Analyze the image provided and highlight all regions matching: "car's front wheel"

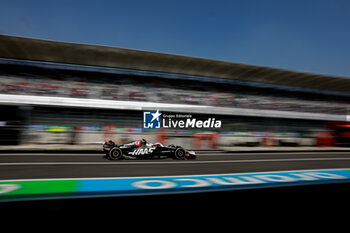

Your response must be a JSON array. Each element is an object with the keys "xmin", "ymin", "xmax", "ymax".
[
  {"xmin": 109, "ymin": 147, "xmax": 123, "ymax": 160},
  {"xmin": 174, "ymin": 148, "xmax": 186, "ymax": 160}
]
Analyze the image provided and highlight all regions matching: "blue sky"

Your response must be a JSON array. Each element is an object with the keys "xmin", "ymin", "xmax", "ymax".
[{"xmin": 0, "ymin": 0, "xmax": 349, "ymax": 77}]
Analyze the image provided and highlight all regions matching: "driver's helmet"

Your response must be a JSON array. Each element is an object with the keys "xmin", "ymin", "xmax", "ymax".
[{"xmin": 141, "ymin": 138, "xmax": 147, "ymax": 145}]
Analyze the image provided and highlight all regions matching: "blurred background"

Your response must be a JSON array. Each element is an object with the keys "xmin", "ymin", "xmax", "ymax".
[
  {"xmin": 2, "ymin": 1, "xmax": 350, "ymax": 214},
  {"xmin": 1, "ymin": 0, "xmax": 350, "ymax": 151},
  {"xmin": 0, "ymin": 34, "xmax": 349, "ymax": 150}
]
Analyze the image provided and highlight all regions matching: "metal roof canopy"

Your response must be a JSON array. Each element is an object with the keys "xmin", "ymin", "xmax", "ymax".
[{"xmin": 1, "ymin": 34, "xmax": 350, "ymax": 94}]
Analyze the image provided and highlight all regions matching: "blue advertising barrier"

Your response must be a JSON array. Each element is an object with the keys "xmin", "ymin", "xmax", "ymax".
[
  {"xmin": 1, "ymin": 169, "xmax": 350, "ymax": 201},
  {"xmin": 78, "ymin": 169, "xmax": 350, "ymax": 197}
]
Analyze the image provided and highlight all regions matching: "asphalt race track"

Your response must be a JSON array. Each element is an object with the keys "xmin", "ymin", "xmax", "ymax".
[{"xmin": 1, "ymin": 151, "xmax": 350, "ymax": 180}]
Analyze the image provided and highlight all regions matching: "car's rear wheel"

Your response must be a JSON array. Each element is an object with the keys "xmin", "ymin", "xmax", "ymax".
[
  {"xmin": 109, "ymin": 147, "xmax": 123, "ymax": 160},
  {"xmin": 174, "ymin": 148, "xmax": 186, "ymax": 160}
]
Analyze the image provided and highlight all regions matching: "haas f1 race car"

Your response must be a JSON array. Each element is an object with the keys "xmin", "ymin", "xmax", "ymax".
[{"xmin": 103, "ymin": 139, "xmax": 196, "ymax": 160}]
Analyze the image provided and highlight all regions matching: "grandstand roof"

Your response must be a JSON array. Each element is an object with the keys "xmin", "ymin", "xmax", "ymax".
[{"xmin": 1, "ymin": 34, "xmax": 350, "ymax": 94}]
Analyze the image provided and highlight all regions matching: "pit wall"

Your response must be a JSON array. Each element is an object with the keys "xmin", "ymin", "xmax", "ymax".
[{"xmin": 21, "ymin": 129, "xmax": 323, "ymax": 149}]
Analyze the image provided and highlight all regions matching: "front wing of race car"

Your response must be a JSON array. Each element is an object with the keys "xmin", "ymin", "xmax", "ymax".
[{"xmin": 184, "ymin": 150, "xmax": 196, "ymax": 159}]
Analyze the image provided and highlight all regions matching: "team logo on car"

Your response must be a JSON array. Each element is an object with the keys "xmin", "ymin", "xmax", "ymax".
[
  {"xmin": 128, "ymin": 148, "xmax": 155, "ymax": 156},
  {"xmin": 143, "ymin": 110, "xmax": 162, "ymax": 129}
]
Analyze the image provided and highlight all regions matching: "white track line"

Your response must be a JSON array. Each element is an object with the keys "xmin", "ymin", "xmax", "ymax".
[
  {"xmin": 1, "ymin": 157, "xmax": 350, "ymax": 166},
  {"xmin": 1, "ymin": 168, "xmax": 349, "ymax": 182}
]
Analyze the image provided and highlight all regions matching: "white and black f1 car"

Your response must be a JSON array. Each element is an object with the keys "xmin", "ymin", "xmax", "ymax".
[{"xmin": 103, "ymin": 139, "xmax": 196, "ymax": 160}]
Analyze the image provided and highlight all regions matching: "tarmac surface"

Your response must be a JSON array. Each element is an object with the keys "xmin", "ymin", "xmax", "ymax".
[{"xmin": 1, "ymin": 151, "xmax": 350, "ymax": 180}]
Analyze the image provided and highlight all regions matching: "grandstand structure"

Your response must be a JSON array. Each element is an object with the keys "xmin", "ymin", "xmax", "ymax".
[{"xmin": 0, "ymin": 34, "xmax": 349, "ymax": 145}]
